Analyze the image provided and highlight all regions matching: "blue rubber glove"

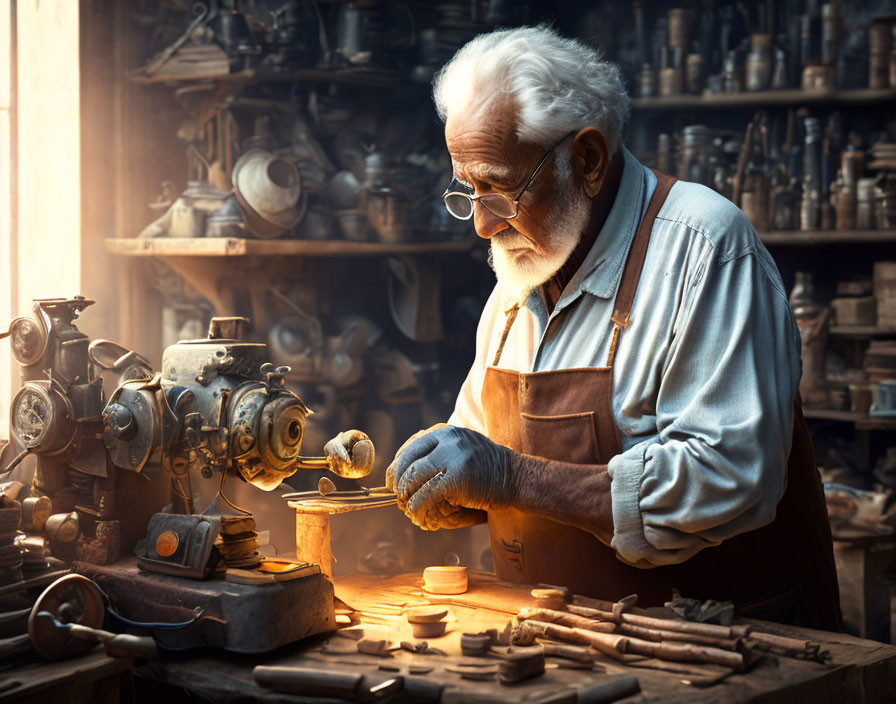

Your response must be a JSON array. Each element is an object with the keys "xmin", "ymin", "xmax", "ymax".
[{"xmin": 386, "ymin": 426, "xmax": 514, "ymax": 528}]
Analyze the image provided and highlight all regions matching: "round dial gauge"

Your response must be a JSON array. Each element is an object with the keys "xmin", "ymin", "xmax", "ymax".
[
  {"xmin": 7, "ymin": 317, "xmax": 47, "ymax": 366},
  {"xmin": 11, "ymin": 385, "xmax": 55, "ymax": 449}
]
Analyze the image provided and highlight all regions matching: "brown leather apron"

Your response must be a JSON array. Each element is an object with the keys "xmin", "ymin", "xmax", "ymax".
[{"xmin": 482, "ymin": 172, "xmax": 841, "ymax": 630}]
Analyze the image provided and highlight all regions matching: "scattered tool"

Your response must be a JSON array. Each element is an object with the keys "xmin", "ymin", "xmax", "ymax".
[
  {"xmin": 577, "ymin": 674, "xmax": 641, "ymax": 704},
  {"xmin": 399, "ymin": 640, "xmax": 446, "ymax": 656},
  {"xmin": 254, "ymin": 665, "xmax": 443, "ymax": 702},
  {"xmin": 27, "ymin": 574, "xmax": 156, "ymax": 660},
  {"xmin": 519, "ymin": 618, "xmax": 746, "ymax": 670}
]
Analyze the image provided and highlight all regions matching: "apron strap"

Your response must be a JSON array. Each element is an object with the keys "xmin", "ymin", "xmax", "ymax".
[
  {"xmin": 492, "ymin": 305, "xmax": 521, "ymax": 367},
  {"xmin": 491, "ymin": 170, "xmax": 678, "ymax": 369},
  {"xmin": 606, "ymin": 170, "xmax": 677, "ymax": 366}
]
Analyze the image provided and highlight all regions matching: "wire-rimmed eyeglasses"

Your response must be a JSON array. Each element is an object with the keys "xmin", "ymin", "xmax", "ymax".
[{"xmin": 441, "ymin": 131, "xmax": 576, "ymax": 221}]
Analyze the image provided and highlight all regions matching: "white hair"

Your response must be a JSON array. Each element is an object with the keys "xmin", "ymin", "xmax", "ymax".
[{"xmin": 433, "ymin": 25, "xmax": 630, "ymax": 154}]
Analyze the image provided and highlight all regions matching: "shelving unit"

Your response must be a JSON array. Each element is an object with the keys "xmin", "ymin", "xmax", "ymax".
[
  {"xmin": 830, "ymin": 325, "xmax": 896, "ymax": 339},
  {"xmin": 105, "ymin": 237, "xmax": 472, "ymax": 258},
  {"xmin": 632, "ymin": 88, "xmax": 896, "ymax": 111},
  {"xmin": 803, "ymin": 408, "xmax": 896, "ymax": 431},
  {"xmin": 128, "ymin": 66, "xmax": 404, "ymax": 89},
  {"xmin": 628, "ymin": 65, "xmax": 896, "ymax": 475},
  {"xmin": 759, "ymin": 230, "xmax": 896, "ymax": 246}
]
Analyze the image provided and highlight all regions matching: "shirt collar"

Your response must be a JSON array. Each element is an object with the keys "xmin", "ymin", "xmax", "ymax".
[{"xmin": 525, "ymin": 147, "xmax": 653, "ymax": 315}]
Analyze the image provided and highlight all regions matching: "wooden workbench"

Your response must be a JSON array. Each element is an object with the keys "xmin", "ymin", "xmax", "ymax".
[
  {"xmin": 0, "ymin": 649, "xmax": 134, "ymax": 703},
  {"xmin": 130, "ymin": 571, "xmax": 896, "ymax": 703}
]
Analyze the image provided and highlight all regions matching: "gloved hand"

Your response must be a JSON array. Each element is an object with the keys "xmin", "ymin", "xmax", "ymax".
[
  {"xmin": 324, "ymin": 429, "xmax": 375, "ymax": 478},
  {"xmin": 386, "ymin": 426, "xmax": 514, "ymax": 529}
]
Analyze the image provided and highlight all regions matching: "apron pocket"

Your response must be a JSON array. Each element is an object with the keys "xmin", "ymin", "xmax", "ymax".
[{"xmin": 519, "ymin": 411, "xmax": 600, "ymax": 464}]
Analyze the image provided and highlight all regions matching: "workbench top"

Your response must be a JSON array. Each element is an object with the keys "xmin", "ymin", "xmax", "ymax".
[{"xmin": 131, "ymin": 571, "xmax": 896, "ymax": 704}]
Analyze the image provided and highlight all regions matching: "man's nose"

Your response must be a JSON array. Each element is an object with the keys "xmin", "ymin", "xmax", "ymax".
[{"xmin": 473, "ymin": 202, "xmax": 506, "ymax": 239}]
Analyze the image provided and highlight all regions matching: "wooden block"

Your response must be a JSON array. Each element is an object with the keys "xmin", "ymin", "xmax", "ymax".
[
  {"xmin": 497, "ymin": 649, "xmax": 545, "ymax": 684},
  {"xmin": 461, "ymin": 633, "xmax": 492, "ymax": 656},
  {"xmin": 423, "ymin": 566, "xmax": 468, "ymax": 594}
]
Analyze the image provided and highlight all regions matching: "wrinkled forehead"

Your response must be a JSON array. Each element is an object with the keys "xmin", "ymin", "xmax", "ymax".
[{"xmin": 444, "ymin": 93, "xmax": 521, "ymax": 177}]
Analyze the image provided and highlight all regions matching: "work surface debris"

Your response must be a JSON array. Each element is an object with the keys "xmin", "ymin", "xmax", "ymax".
[{"xmin": 225, "ymin": 570, "xmax": 894, "ymax": 704}]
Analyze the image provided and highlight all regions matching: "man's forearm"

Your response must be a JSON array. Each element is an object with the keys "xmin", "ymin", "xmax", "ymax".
[{"xmin": 508, "ymin": 453, "xmax": 615, "ymax": 544}]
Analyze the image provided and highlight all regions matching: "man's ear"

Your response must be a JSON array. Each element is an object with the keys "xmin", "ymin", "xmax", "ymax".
[{"xmin": 570, "ymin": 128, "xmax": 609, "ymax": 198}]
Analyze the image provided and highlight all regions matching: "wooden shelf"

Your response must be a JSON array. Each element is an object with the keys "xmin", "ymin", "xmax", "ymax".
[
  {"xmin": 632, "ymin": 88, "xmax": 896, "ymax": 111},
  {"xmin": 128, "ymin": 66, "xmax": 403, "ymax": 88},
  {"xmin": 760, "ymin": 230, "xmax": 896, "ymax": 246},
  {"xmin": 803, "ymin": 408, "xmax": 896, "ymax": 429},
  {"xmin": 829, "ymin": 325, "xmax": 896, "ymax": 338},
  {"xmin": 105, "ymin": 237, "xmax": 473, "ymax": 258}
]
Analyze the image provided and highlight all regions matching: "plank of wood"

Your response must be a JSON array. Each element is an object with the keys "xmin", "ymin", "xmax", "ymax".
[
  {"xmin": 632, "ymin": 88, "xmax": 896, "ymax": 110},
  {"xmin": 105, "ymin": 237, "xmax": 473, "ymax": 258},
  {"xmin": 761, "ymin": 230, "xmax": 896, "ymax": 246}
]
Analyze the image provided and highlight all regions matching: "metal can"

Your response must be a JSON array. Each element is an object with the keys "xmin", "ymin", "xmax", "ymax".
[
  {"xmin": 686, "ymin": 54, "xmax": 705, "ymax": 94},
  {"xmin": 659, "ymin": 66, "xmax": 683, "ymax": 96},
  {"xmin": 800, "ymin": 189, "xmax": 820, "ymax": 231},
  {"xmin": 856, "ymin": 177, "xmax": 877, "ymax": 230},
  {"xmin": 840, "ymin": 150, "xmax": 865, "ymax": 189},
  {"xmin": 678, "ymin": 125, "xmax": 710, "ymax": 185},
  {"xmin": 722, "ymin": 50, "xmax": 743, "ymax": 93},
  {"xmin": 833, "ymin": 184, "xmax": 857, "ymax": 231},
  {"xmin": 636, "ymin": 64, "xmax": 657, "ymax": 98},
  {"xmin": 667, "ymin": 8, "xmax": 690, "ymax": 49},
  {"xmin": 746, "ymin": 34, "xmax": 773, "ymax": 91}
]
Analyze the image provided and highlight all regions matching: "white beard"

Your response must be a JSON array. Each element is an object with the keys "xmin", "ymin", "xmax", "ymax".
[{"xmin": 489, "ymin": 160, "xmax": 591, "ymax": 306}]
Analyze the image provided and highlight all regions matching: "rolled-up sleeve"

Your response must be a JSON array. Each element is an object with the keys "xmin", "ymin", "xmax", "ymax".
[{"xmin": 609, "ymin": 235, "xmax": 802, "ymax": 568}]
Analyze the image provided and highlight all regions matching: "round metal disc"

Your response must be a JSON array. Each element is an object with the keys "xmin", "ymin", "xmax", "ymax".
[
  {"xmin": 11, "ymin": 385, "xmax": 55, "ymax": 449},
  {"xmin": 8, "ymin": 317, "xmax": 47, "ymax": 366},
  {"xmin": 28, "ymin": 574, "xmax": 105, "ymax": 660}
]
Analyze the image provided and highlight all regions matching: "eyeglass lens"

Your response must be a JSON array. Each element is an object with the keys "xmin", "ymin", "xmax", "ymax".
[
  {"xmin": 444, "ymin": 193, "xmax": 517, "ymax": 220},
  {"xmin": 444, "ymin": 193, "xmax": 474, "ymax": 219}
]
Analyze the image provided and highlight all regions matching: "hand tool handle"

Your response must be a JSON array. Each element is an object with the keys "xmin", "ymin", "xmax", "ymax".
[
  {"xmin": 103, "ymin": 634, "xmax": 158, "ymax": 660},
  {"xmin": 67, "ymin": 622, "xmax": 157, "ymax": 659},
  {"xmin": 0, "ymin": 633, "xmax": 32, "ymax": 658},
  {"xmin": 254, "ymin": 665, "xmax": 401, "ymax": 699},
  {"xmin": 577, "ymin": 674, "xmax": 641, "ymax": 704}
]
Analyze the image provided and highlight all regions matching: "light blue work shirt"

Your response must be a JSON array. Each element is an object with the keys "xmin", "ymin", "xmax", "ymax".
[{"xmin": 449, "ymin": 146, "xmax": 801, "ymax": 568}]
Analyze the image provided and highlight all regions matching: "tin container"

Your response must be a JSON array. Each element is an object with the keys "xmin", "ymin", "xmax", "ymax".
[
  {"xmin": 856, "ymin": 178, "xmax": 877, "ymax": 230},
  {"xmin": 678, "ymin": 125, "xmax": 710, "ymax": 185},
  {"xmin": 722, "ymin": 51, "xmax": 743, "ymax": 92},
  {"xmin": 874, "ymin": 186, "xmax": 896, "ymax": 229},
  {"xmin": 874, "ymin": 261, "xmax": 896, "ymax": 328},
  {"xmin": 686, "ymin": 54, "xmax": 705, "ymax": 94},
  {"xmin": 869, "ymin": 20, "xmax": 893, "ymax": 55},
  {"xmin": 667, "ymin": 8, "xmax": 690, "ymax": 49},
  {"xmin": 800, "ymin": 189, "xmax": 820, "ymax": 231},
  {"xmin": 659, "ymin": 66, "xmax": 683, "ymax": 96},
  {"xmin": 746, "ymin": 34, "xmax": 773, "ymax": 91},
  {"xmin": 821, "ymin": 3, "xmax": 839, "ymax": 67},
  {"xmin": 833, "ymin": 184, "xmax": 857, "ymax": 230},
  {"xmin": 840, "ymin": 150, "xmax": 865, "ymax": 188},
  {"xmin": 636, "ymin": 64, "xmax": 657, "ymax": 98},
  {"xmin": 802, "ymin": 64, "xmax": 835, "ymax": 90}
]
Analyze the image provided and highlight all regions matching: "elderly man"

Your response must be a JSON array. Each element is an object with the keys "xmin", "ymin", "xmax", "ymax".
[{"xmin": 385, "ymin": 27, "xmax": 840, "ymax": 629}]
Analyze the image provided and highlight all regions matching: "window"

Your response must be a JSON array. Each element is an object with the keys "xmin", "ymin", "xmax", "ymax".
[{"xmin": 1, "ymin": 0, "xmax": 12, "ymax": 441}]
